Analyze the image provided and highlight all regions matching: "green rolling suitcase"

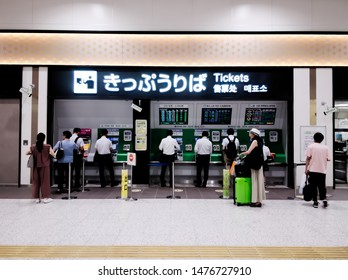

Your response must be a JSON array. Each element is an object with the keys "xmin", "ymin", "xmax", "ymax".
[{"xmin": 234, "ymin": 177, "xmax": 251, "ymax": 206}]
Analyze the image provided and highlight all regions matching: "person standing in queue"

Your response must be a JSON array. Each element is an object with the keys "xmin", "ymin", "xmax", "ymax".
[
  {"xmin": 27, "ymin": 133, "xmax": 55, "ymax": 203},
  {"xmin": 70, "ymin": 128, "xmax": 85, "ymax": 191},
  {"xmin": 222, "ymin": 128, "xmax": 240, "ymax": 198},
  {"xmin": 95, "ymin": 129, "xmax": 116, "ymax": 188},
  {"xmin": 240, "ymin": 128, "xmax": 266, "ymax": 207},
  {"xmin": 305, "ymin": 132, "xmax": 331, "ymax": 208},
  {"xmin": 222, "ymin": 128, "xmax": 240, "ymax": 169},
  {"xmin": 53, "ymin": 130, "xmax": 78, "ymax": 194},
  {"xmin": 159, "ymin": 129, "xmax": 180, "ymax": 187},
  {"xmin": 194, "ymin": 131, "xmax": 213, "ymax": 188}
]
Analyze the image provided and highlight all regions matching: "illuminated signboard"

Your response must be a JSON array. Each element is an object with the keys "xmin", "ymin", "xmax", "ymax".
[
  {"xmin": 73, "ymin": 70, "xmax": 268, "ymax": 95},
  {"xmin": 48, "ymin": 67, "xmax": 293, "ymax": 100},
  {"xmin": 73, "ymin": 71, "xmax": 97, "ymax": 94},
  {"xmin": 244, "ymin": 108, "xmax": 277, "ymax": 125},
  {"xmin": 159, "ymin": 108, "xmax": 189, "ymax": 125},
  {"xmin": 201, "ymin": 108, "xmax": 232, "ymax": 125}
]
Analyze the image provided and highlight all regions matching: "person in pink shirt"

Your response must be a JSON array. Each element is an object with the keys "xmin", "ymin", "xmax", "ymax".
[{"xmin": 305, "ymin": 132, "xmax": 331, "ymax": 208}]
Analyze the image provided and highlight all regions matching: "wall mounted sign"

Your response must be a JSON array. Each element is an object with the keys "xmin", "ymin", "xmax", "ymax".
[{"xmin": 49, "ymin": 67, "xmax": 293, "ymax": 100}]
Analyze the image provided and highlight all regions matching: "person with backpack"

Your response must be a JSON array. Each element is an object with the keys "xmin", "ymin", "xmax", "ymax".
[
  {"xmin": 222, "ymin": 128, "xmax": 240, "ymax": 169},
  {"xmin": 70, "ymin": 128, "xmax": 85, "ymax": 191}
]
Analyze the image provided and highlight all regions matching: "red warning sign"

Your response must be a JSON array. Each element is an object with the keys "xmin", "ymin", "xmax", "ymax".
[{"xmin": 127, "ymin": 152, "xmax": 136, "ymax": 166}]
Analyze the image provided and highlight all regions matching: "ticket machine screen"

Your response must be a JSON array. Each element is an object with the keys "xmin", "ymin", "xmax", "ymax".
[
  {"xmin": 107, "ymin": 137, "xmax": 119, "ymax": 152},
  {"xmin": 175, "ymin": 138, "xmax": 183, "ymax": 151}
]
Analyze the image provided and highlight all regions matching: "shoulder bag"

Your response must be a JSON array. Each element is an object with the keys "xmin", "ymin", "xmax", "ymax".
[
  {"xmin": 55, "ymin": 141, "xmax": 65, "ymax": 160},
  {"xmin": 244, "ymin": 147, "xmax": 264, "ymax": 170},
  {"xmin": 27, "ymin": 155, "xmax": 34, "ymax": 168},
  {"xmin": 302, "ymin": 176, "xmax": 312, "ymax": 201}
]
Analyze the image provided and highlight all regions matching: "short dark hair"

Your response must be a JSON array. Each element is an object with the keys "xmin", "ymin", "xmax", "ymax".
[
  {"xmin": 63, "ymin": 130, "xmax": 72, "ymax": 139},
  {"xmin": 101, "ymin": 129, "xmax": 108, "ymax": 136},
  {"xmin": 166, "ymin": 129, "xmax": 173, "ymax": 136},
  {"xmin": 313, "ymin": 132, "xmax": 324, "ymax": 143},
  {"xmin": 227, "ymin": 128, "xmax": 234, "ymax": 135},
  {"xmin": 73, "ymin": 128, "xmax": 81, "ymax": 133},
  {"xmin": 202, "ymin": 131, "xmax": 209, "ymax": 137}
]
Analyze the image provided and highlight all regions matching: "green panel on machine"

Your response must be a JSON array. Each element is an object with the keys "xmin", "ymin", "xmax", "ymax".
[
  {"xmin": 150, "ymin": 129, "xmax": 167, "ymax": 161},
  {"xmin": 183, "ymin": 129, "xmax": 195, "ymax": 161},
  {"xmin": 116, "ymin": 129, "xmax": 133, "ymax": 162}
]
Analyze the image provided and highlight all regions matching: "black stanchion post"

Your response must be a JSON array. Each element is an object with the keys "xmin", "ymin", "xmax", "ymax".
[
  {"xmin": 82, "ymin": 159, "xmax": 90, "ymax": 192},
  {"xmin": 167, "ymin": 161, "xmax": 180, "ymax": 199},
  {"xmin": 62, "ymin": 163, "xmax": 77, "ymax": 200}
]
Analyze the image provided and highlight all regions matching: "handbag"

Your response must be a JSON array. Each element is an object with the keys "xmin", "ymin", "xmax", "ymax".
[
  {"xmin": 55, "ymin": 141, "xmax": 65, "ymax": 160},
  {"xmin": 244, "ymin": 149, "xmax": 263, "ymax": 170},
  {"xmin": 302, "ymin": 177, "xmax": 312, "ymax": 202},
  {"xmin": 27, "ymin": 155, "xmax": 34, "ymax": 168}
]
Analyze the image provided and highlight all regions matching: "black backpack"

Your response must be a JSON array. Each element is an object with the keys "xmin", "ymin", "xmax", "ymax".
[
  {"xmin": 225, "ymin": 137, "xmax": 237, "ymax": 160},
  {"xmin": 73, "ymin": 137, "xmax": 83, "ymax": 161}
]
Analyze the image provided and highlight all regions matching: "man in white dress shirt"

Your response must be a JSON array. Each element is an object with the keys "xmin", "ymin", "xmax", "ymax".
[
  {"xmin": 158, "ymin": 129, "xmax": 180, "ymax": 187},
  {"xmin": 194, "ymin": 131, "xmax": 213, "ymax": 188},
  {"xmin": 95, "ymin": 129, "xmax": 116, "ymax": 188}
]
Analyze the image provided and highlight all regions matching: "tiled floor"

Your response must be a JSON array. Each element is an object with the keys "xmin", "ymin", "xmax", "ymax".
[
  {"xmin": 0, "ymin": 185, "xmax": 347, "ymax": 259},
  {"xmin": 1, "ymin": 184, "xmax": 347, "ymax": 200}
]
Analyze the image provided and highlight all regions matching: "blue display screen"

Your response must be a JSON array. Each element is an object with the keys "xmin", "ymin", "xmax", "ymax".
[{"xmin": 201, "ymin": 108, "xmax": 232, "ymax": 125}]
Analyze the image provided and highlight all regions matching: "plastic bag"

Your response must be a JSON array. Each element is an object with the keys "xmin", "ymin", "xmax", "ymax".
[{"xmin": 27, "ymin": 155, "xmax": 34, "ymax": 168}]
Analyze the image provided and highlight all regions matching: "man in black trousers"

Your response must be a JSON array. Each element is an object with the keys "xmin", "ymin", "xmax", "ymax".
[
  {"xmin": 158, "ymin": 129, "xmax": 180, "ymax": 187},
  {"xmin": 95, "ymin": 129, "xmax": 116, "ymax": 188},
  {"xmin": 194, "ymin": 131, "xmax": 212, "ymax": 188}
]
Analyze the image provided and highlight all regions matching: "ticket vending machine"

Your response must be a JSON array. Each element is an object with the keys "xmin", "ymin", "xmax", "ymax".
[
  {"xmin": 79, "ymin": 128, "xmax": 92, "ymax": 158},
  {"xmin": 210, "ymin": 130, "xmax": 222, "ymax": 162},
  {"xmin": 97, "ymin": 128, "xmax": 119, "ymax": 162},
  {"xmin": 172, "ymin": 129, "xmax": 183, "ymax": 161},
  {"xmin": 193, "ymin": 129, "xmax": 222, "ymax": 162}
]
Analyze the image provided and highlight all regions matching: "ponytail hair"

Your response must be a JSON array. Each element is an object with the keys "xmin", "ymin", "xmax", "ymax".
[{"xmin": 36, "ymin": 133, "xmax": 46, "ymax": 153}]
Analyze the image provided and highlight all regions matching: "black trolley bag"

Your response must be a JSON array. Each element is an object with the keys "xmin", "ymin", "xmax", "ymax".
[{"xmin": 234, "ymin": 157, "xmax": 252, "ymax": 206}]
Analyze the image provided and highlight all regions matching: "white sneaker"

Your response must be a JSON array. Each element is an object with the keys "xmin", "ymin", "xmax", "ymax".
[
  {"xmin": 43, "ymin": 198, "xmax": 53, "ymax": 204},
  {"xmin": 35, "ymin": 199, "xmax": 40, "ymax": 204}
]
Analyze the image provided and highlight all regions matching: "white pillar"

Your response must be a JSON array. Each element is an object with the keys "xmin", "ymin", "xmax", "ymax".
[
  {"xmin": 20, "ymin": 67, "xmax": 49, "ymax": 185},
  {"xmin": 20, "ymin": 67, "xmax": 33, "ymax": 185},
  {"xmin": 316, "ymin": 68, "xmax": 334, "ymax": 187},
  {"xmin": 38, "ymin": 67, "xmax": 48, "ymax": 134},
  {"xmin": 293, "ymin": 68, "xmax": 310, "ymax": 186}
]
